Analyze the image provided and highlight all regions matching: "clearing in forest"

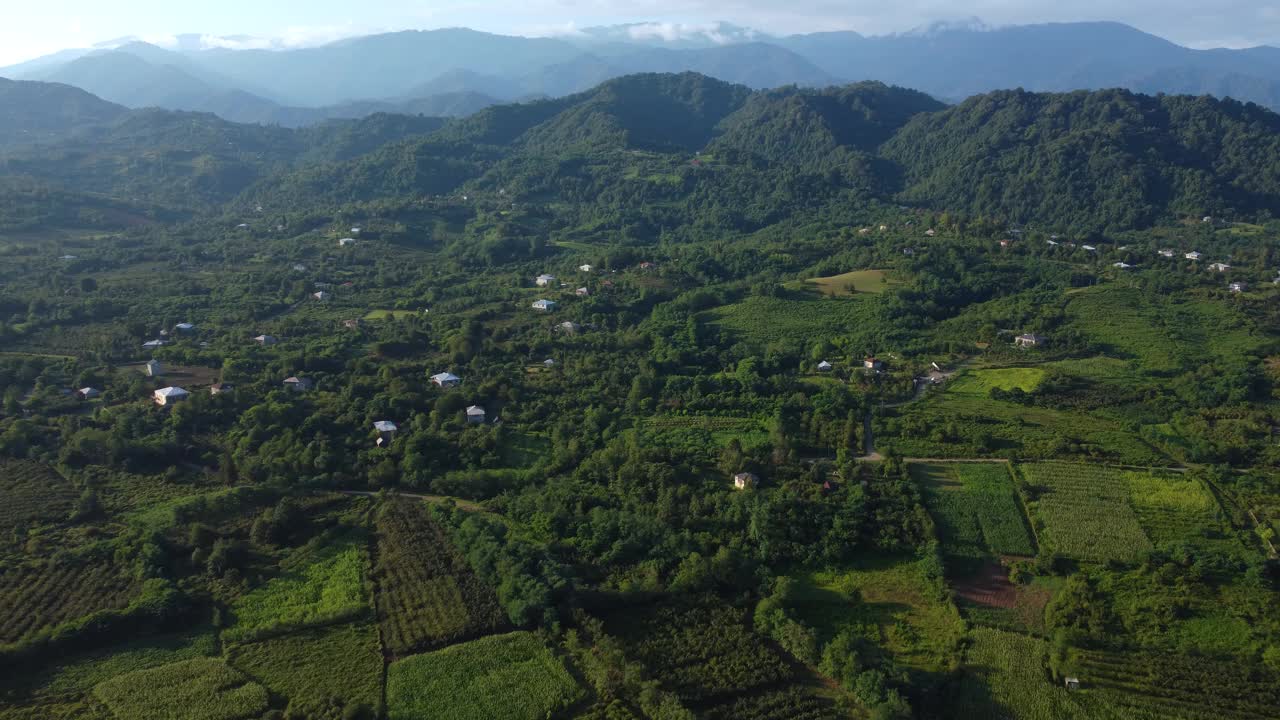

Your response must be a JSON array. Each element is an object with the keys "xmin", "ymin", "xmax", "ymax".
[{"xmin": 803, "ymin": 269, "xmax": 898, "ymax": 296}]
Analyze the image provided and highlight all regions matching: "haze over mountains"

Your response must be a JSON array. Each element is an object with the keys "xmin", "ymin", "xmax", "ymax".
[{"xmin": 2, "ymin": 20, "xmax": 1279, "ymax": 127}]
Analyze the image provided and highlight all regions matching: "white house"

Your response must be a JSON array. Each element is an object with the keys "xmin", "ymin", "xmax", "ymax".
[
  {"xmin": 210, "ymin": 382, "xmax": 234, "ymax": 396},
  {"xmin": 141, "ymin": 339, "xmax": 167, "ymax": 350},
  {"xmin": 1113, "ymin": 262, "xmax": 1133, "ymax": 269},
  {"xmin": 292, "ymin": 263, "xmax": 307, "ymax": 272},
  {"xmin": 1209, "ymin": 263, "xmax": 1232, "ymax": 273},
  {"xmin": 77, "ymin": 387, "xmax": 101, "ymax": 400},
  {"xmin": 1229, "ymin": 282, "xmax": 1248, "ymax": 294},
  {"xmin": 431, "ymin": 372, "xmax": 461, "ymax": 388},
  {"xmin": 560, "ymin": 321, "xmax": 582, "ymax": 335},
  {"xmin": 338, "ymin": 238, "xmax": 357, "ymax": 247},
  {"xmin": 532, "ymin": 299, "xmax": 557, "ymax": 312},
  {"xmin": 1015, "ymin": 333, "xmax": 1046, "ymax": 348},
  {"xmin": 313, "ymin": 291, "xmax": 331, "ymax": 301},
  {"xmin": 576, "ymin": 287, "xmax": 590, "ymax": 297},
  {"xmin": 374, "ymin": 420, "xmax": 398, "ymax": 446},
  {"xmin": 535, "ymin": 274, "xmax": 556, "ymax": 287},
  {"xmin": 350, "ymin": 227, "xmax": 362, "ymax": 234},
  {"xmin": 1185, "ymin": 251, "xmax": 1204, "ymax": 261},
  {"xmin": 925, "ymin": 229, "xmax": 936, "ymax": 237},
  {"xmin": 733, "ymin": 472, "xmax": 758, "ymax": 490},
  {"xmin": 255, "ymin": 334, "xmax": 278, "ymax": 346},
  {"xmin": 153, "ymin": 386, "xmax": 189, "ymax": 406},
  {"xmin": 145, "ymin": 359, "xmax": 164, "ymax": 377},
  {"xmin": 543, "ymin": 358, "xmax": 556, "ymax": 367},
  {"xmin": 817, "ymin": 361, "xmax": 834, "ymax": 372},
  {"xmin": 1158, "ymin": 249, "xmax": 1175, "ymax": 258},
  {"xmin": 465, "ymin": 406, "xmax": 486, "ymax": 425},
  {"xmin": 579, "ymin": 264, "xmax": 594, "ymax": 273},
  {"xmin": 283, "ymin": 376, "xmax": 313, "ymax": 392},
  {"xmin": 174, "ymin": 322, "xmax": 195, "ymax": 333},
  {"xmin": 1082, "ymin": 245, "xmax": 1098, "ymax": 252}
]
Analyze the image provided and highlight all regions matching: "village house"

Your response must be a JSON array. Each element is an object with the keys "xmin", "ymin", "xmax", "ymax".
[
  {"xmin": 145, "ymin": 359, "xmax": 164, "ymax": 377},
  {"xmin": 543, "ymin": 358, "xmax": 557, "ymax": 367},
  {"xmin": 925, "ymin": 229, "xmax": 936, "ymax": 237},
  {"xmin": 283, "ymin": 376, "xmax": 314, "ymax": 392},
  {"xmin": 153, "ymin": 386, "xmax": 189, "ymax": 406},
  {"xmin": 1113, "ymin": 262, "xmax": 1133, "ymax": 269},
  {"xmin": 1046, "ymin": 240, "xmax": 1059, "ymax": 246},
  {"xmin": 466, "ymin": 406, "xmax": 486, "ymax": 425},
  {"xmin": 77, "ymin": 387, "xmax": 101, "ymax": 400},
  {"xmin": 343, "ymin": 319, "xmax": 361, "ymax": 330},
  {"xmin": 1082, "ymin": 245, "xmax": 1097, "ymax": 252},
  {"xmin": 174, "ymin": 322, "xmax": 195, "ymax": 333},
  {"xmin": 817, "ymin": 361, "xmax": 833, "ymax": 372},
  {"xmin": 255, "ymin": 334, "xmax": 278, "ymax": 346},
  {"xmin": 431, "ymin": 372, "xmax": 461, "ymax": 388},
  {"xmin": 338, "ymin": 238, "xmax": 357, "ymax": 247},
  {"xmin": 576, "ymin": 287, "xmax": 590, "ymax": 297},
  {"xmin": 1209, "ymin": 263, "xmax": 1232, "ymax": 272},
  {"xmin": 1229, "ymin": 282, "xmax": 1248, "ymax": 294},
  {"xmin": 532, "ymin": 299, "xmax": 557, "ymax": 312},
  {"xmin": 1185, "ymin": 251, "xmax": 1204, "ymax": 261},
  {"xmin": 733, "ymin": 472, "xmax": 758, "ymax": 490},
  {"xmin": 639, "ymin": 262, "xmax": 657, "ymax": 271},
  {"xmin": 535, "ymin": 274, "xmax": 556, "ymax": 287},
  {"xmin": 1064, "ymin": 677, "xmax": 1081, "ymax": 691},
  {"xmin": 1015, "ymin": 333, "xmax": 1046, "ymax": 348},
  {"xmin": 560, "ymin": 321, "xmax": 582, "ymax": 335},
  {"xmin": 210, "ymin": 382, "xmax": 234, "ymax": 396},
  {"xmin": 864, "ymin": 357, "xmax": 884, "ymax": 371},
  {"xmin": 350, "ymin": 227, "xmax": 362, "ymax": 234},
  {"xmin": 1158, "ymin": 249, "xmax": 1175, "ymax": 258},
  {"xmin": 142, "ymin": 339, "xmax": 167, "ymax": 350},
  {"xmin": 902, "ymin": 248, "xmax": 915, "ymax": 256},
  {"xmin": 579, "ymin": 264, "xmax": 594, "ymax": 273},
  {"xmin": 999, "ymin": 240, "xmax": 1011, "ymax": 249},
  {"xmin": 878, "ymin": 225, "xmax": 888, "ymax": 231},
  {"xmin": 292, "ymin": 263, "xmax": 306, "ymax": 272},
  {"xmin": 374, "ymin": 420, "xmax": 398, "ymax": 446},
  {"xmin": 313, "ymin": 291, "xmax": 330, "ymax": 301}
]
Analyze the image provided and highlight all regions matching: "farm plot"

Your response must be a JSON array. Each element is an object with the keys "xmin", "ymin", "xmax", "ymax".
[
  {"xmin": 227, "ymin": 622, "xmax": 383, "ymax": 719},
  {"xmin": 957, "ymin": 628, "xmax": 1102, "ymax": 720},
  {"xmin": 385, "ymin": 631, "xmax": 582, "ymax": 720},
  {"xmin": 92, "ymin": 658, "xmax": 270, "ymax": 720},
  {"xmin": 1018, "ymin": 464, "xmax": 1153, "ymax": 563},
  {"xmin": 643, "ymin": 415, "xmax": 770, "ymax": 448},
  {"xmin": 802, "ymin": 269, "xmax": 898, "ymax": 296},
  {"xmin": 1123, "ymin": 472, "xmax": 1224, "ymax": 547},
  {"xmin": 0, "ymin": 460, "xmax": 77, "ymax": 537},
  {"xmin": 1073, "ymin": 648, "xmax": 1280, "ymax": 720},
  {"xmin": 223, "ymin": 536, "xmax": 368, "ymax": 644},
  {"xmin": 701, "ymin": 295, "xmax": 880, "ymax": 350},
  {"xmin": 374, "ymin": 500, "xmax": 506, "ymax": 656},
  {"xmin": 912, "ymin": 463, "xmax": 1036, "ymax": 558},
  {"xmin": 608, "ymin": 603, "xmax": 793, "ymax": 705},
  {"xmin": 947, "ymin": 368, "xmax": 1046, "ymax": 396},
  {"xmin": 0, "ymin": 560, "xmax": 137, "ymax": 644}
]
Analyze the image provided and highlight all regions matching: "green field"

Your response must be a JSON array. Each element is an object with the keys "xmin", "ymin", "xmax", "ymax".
[
  {"xmin": 92, "ymin": 658, "xmax": 270, "ymax": 720},
  {"xmin": 362, "ymin": 309, "xmax": 420, "ymax": 320},
  {"xmin": 948, "ymin": 367, "xmax": 1047, "ymax": 396},
  {"xmin": 228, "ymin": 622, "xmax": 383, "ymax": 718},
  {"xmin": 958, "ymin": 628, "xmax": 1104, "ymax": 719},
  {"xmin": 912, "ymin": 463, "xmax": 1037, "ymax": 557},
  {"xmin": 802, "ymin": 269, "xmax": 898, "ymax": 296},
  {"xmin": 224, "ymin": 537, "xmax": 369, "ymax": 644},
  {"xmin": 1019, "ymin": 464, "xmax": 1153, "ymax": 562},
  {"xmin": 789, "ymin": 558, "xmax": 964, "ymax": 673},
  {"xmin": 703, "ymin": 295, "xmax": 880, "ymax": 348},
  {"xmin": 386, "ymin": 632, "xmax": 582, "ymax": 720}
]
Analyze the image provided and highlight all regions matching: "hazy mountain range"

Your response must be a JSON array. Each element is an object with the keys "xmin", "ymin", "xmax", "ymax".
[{"xmin": 2, "ymin": 21, "xmax": 1279, "ymax": 127}]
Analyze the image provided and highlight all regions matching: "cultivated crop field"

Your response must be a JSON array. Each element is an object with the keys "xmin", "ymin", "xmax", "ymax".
[
  {"xmin": 0, "ymin": 460, "xmax": 77, "ymax": 537},
  {"xmin": 947, "ymin": 368, "xmax": 1046, "ymax": 396},
  {"xmin": 223, "ymin": 536, "xmax": 369, "ymax": 644},
  {"xmin": 610, "ymin": 603, "xmax": 793, "ymax": 704},
  {"xmin": 227, "ymin": 622, "xmax": 383, "ymax": 718},
  {"xmin": 912, "ymin": 463, "xmax": 1036, "ymax": 558},
  {"xmin": 1124, "ymin": 472, "xmax": 1224, "ymax": 546},
  {"xmin": 1018, "ymin": 463, "xmax": 1154, "ymax": 562},
  {"xmin": 958, "ymin": 628, "xmax": 1096, "ymax": 720},
  {"xmin": 385, "ymin": 631, "xmax": 582, "ymax": 720},
  {"xmin": 1073, "ymin": 647, "xmax": 1280, "ymax": 719},
  {"xmin": 92, "ymin": 658, "xmax": 270, "ymax": 720},
  {"xmin": 702, "ymin": 295, "xmax": 880, "ymax": 349},
  {"xmin": 0, "ymin": 561, "xmax": 137, "ymax": 644},
  {"xmin": 373, "ymin": 501, "xmax": 506, "ymax": 656}
]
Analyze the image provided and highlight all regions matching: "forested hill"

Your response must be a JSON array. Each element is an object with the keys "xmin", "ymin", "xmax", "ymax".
[
  {"xmin": 882, "ymin": 89, "xmax": 1280, "ymax": 231},
  {"xmin": 0, "ymin": 77, "xmax": 127, "ymax": 147},
  {"xmin": 5, "ymin": 72, "xmax": 1280, "ymax": 233}
]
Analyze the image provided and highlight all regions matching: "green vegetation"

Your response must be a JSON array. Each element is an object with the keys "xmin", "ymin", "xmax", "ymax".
[
  {"xmin": 913, "ymin": 463, "xmax": 1037, "ymax": 557},
  {"xmin": 92, "ymin": 658, "xmax": 270, "ymax": 720},
  {"xmin": 802, "ymin": 269, "xmax": 897, "ymax": 297},
  {"xmin": 385, "ymin": 632, "xmax": 582, "ymax": 720},
  {"xmin": 1019, "ymin": 463, "xmax": 1154, "ymax": 563},
  {"xmin": 227, "ymin": 622, "xmax": 383, "ymax": 719},
  {"xmin": 223, "ymin": 536, "xmax": 369, "ymax": 644},
  {"xmin": 948, "ymin": 368, "xmax": 1046, "ymax": 396}
]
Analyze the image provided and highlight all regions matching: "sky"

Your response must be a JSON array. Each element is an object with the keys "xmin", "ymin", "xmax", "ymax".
[{"xmin": 2, "ymin": 0, "xmax": 1278, "ymax": 66}]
